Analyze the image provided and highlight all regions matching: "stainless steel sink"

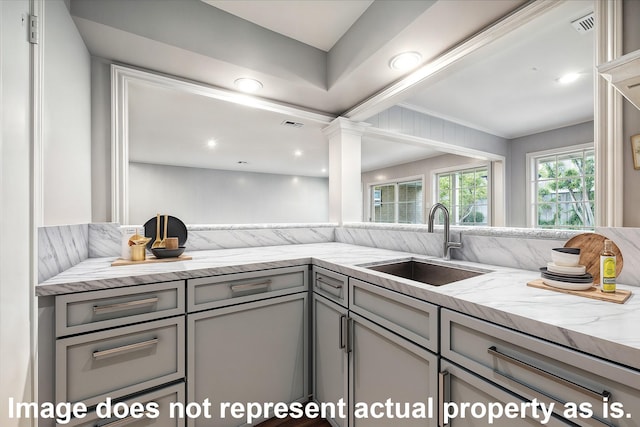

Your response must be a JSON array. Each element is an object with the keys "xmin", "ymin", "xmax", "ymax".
[{"xmin": 366, "ymin": 259, "xmax": 487, "ymax": 286}]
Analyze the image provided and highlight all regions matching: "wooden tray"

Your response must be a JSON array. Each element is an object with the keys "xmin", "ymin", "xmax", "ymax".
[
  {"xmin": 527, "ymin": 279, "xmax": 631, "ymax": 304},
  {"xmin": 564, "ymin": 233, "xmax": 623, "ymax": 284},
  {"xmin": 111, "ymin": 254, "xmax": 192, "ymax": 267}
]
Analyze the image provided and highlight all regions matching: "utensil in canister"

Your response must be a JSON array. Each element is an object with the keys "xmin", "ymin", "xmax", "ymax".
[
  {"xmin": 159, "ymin": 214, "xmax": 168, "ymax": 248},
  {"xmin": 151, "ymin": 213, "xmax": 163, "ymax": 248}
]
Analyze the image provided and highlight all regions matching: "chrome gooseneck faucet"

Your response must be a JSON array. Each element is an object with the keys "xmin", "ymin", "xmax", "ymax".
[{"xmin": 427, "ymin": 203, "xmax": 462, "ymax": 260}]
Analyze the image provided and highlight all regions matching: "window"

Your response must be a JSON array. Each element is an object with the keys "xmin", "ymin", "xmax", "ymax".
[
  {"xmin": 435, "ymin": 166, "xmax": 489, "ymax": 226},
  {"xmin": 528, "ymin": 145, "xmax": 595, "ymax": 230},
  {"xmin": 371, "ymin": 179, "xmax": 423, "ymax": 224}
]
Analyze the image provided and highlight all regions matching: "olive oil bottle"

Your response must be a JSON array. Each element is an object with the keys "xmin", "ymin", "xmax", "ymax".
[{"xmin": 600, "ymin": 239, "xmax": 616, "ymax": 293}]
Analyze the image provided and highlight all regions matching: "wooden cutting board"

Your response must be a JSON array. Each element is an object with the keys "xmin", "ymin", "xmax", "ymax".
[
  {"xmin": 564, "ymin": 233, "xmax": 623, "ymax": 284},
  {"xmin": 111, "ymin": 254, "xmax": 192, "ymax": 266},
  {"xmin": 527, "ymin": 279, "xmax": 631, "ymax": 304}
]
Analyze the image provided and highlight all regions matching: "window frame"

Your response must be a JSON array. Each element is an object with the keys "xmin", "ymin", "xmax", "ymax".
[
  {"xmin": 432, "ymin": 162, "xmax": 492, "ymax": 227},
  {"xmin": 368, "ymin": 175, "xmax": 425, "ymax": 224},
  {"xmin": 525, "ymin": 142, "xmax": 595, "ymax": 229}
]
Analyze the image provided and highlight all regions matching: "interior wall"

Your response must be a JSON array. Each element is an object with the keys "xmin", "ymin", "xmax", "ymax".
[
  {"xmin": 43, "ymin": 0, "xmax": 92, "ymax": 225},
  {"xmin": 361, "ymin": 153, "xmax": 478, "ymax": 223},
  {"xmin": 622, "ymin": 0, "xmax": 640, "ymax": 227},
  {"xmin": 507, "ymin": 121, "xmax": 594, "ymax": 227},
  {"xmin": 128, "ymin": 162, "xmax": 329, "ymax": 225},
  {"xmin": 1, "ymin": 0, "xmax": 34, "ymax": 424}
]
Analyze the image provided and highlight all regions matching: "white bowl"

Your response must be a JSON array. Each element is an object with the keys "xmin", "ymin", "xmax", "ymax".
[
  {"xmin": 551, "ymin": 248, "xmax": 581, "ymax": 267},
  {"xmin": 547, "ymin": 262, "xmax": 587, "ymax": 276}
]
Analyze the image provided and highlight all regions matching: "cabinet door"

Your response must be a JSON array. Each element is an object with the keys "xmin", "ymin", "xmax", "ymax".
[
  {"xmin": 349, "ymin": 313, "xmax": 438, "ymax": 427},
  {"xmin": 188, "ymin": 293, "xmax": 308, "ymax": 427},
  {"xmin": 439, "ymin": 360, "xmax": 573, "ymax": 427},
  {"xmin": 312, "ymin": 294, "xmax": 349, "ymax": 427}
]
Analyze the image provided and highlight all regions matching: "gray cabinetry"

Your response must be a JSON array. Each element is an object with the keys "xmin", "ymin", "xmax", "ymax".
[
  {"xmin": 312, "ymin": 266, "xmax": 439, "ymax": 427},
  {"xmin": 439, "ymin": 360, "xmax": 571, "ymax": 427},
  {"xmin": 312, "ymin": 293, "xmax": 348, "ymax": 427},
  {"xmin": 349, "ymin": 312, "xmax": 438, "ymax": 427},
  {"xmin": 187, "ymin": 268, "xmax": 309, "ymax": 427},
  {"xmin": 48, "ymin": 280, "xmax": 187, "ymax": 427},
  {"xmin": 441, "ymin": 308, "xmax": 640, "ymax": 427},
  {"xmin": 63, "ymin": 383, "xmax": 185, "ymax": 427}
]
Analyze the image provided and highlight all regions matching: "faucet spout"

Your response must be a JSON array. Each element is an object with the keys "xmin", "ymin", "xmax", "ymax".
[{"xmin": 427, "ymin": 203, "xmax": 462, "ymax": 260}]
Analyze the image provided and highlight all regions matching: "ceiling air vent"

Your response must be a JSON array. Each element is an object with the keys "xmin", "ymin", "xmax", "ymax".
[
  {"xmin": 571, "ymin": 12, "xmax": 594, "ymax": 34},
  {"xmin": 281, "ymin": 120, "xmax": 304, "ymax": 128}
]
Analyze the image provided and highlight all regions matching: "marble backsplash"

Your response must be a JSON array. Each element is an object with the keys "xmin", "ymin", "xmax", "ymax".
[
  {"xmin": 39, "ymin": 222, "xmax": 640, "ymax": 287},
  {"xmin": 38, "ymin": 224, "xmax": 89, "ymax": 283}
]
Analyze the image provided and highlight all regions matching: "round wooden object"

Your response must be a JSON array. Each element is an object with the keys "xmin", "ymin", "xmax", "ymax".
[{"xmin": 564, "ymin": 233, "xmax": 623, "ymax": 284}]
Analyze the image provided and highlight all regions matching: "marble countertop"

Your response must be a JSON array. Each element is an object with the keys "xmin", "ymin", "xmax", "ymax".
[{"xmin": 37, "ymin": 242, "xmax": 640, "ymax": 371}]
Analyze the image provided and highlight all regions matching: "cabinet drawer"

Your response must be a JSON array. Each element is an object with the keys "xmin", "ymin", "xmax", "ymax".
[
  {"xmin": 442, "ymin": 309, "xmax": 640, "ymax": 427},
  {"xmin": 439, "ymin": 360, "xmax": 573, "ymax": 426},
  {"xmin": 349, "ymin": 278, "xmax": 438, "ymax": 352},
  {"xmin": 56, "ymin": 316, "xmax": 185, "ymax": 408},
  {"xmin": 312, "ymin": 266, "xmax": 348, "ymax": 306},
  {"xmin": 62, "ymin": 383, "xmax": 185, "ymax": 427},
  {"xmin": 56, "ymin": 281, "xmax": 184, "ymax": 337},
  {"xmin": 187, "ymin": 265, "xmax": 308, "ymax": 312}
]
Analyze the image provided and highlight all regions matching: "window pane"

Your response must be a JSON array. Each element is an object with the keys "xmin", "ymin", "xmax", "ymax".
[
  {"xmin": 436, "ymin": 167, "xmax": 490, "ymax": 227},
  {"xmin": 531, "ymin": 147, "xmax": 595, "ymax": 230}
]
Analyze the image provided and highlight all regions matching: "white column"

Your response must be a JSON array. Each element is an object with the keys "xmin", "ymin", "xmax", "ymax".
[{"xmin": 322, "ymin": 117, "xmax": 370, "ymax": 224}]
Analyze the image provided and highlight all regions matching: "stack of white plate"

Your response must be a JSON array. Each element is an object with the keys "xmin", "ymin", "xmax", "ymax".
[{"xmin": 540, "ymin": 248, "xmax": 593, "ymax": 290}]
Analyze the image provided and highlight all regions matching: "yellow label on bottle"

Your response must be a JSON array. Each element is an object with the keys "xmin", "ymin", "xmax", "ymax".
[{"xmin": 601, "ymin": 256, "xmax": 616, "ymax": 292}]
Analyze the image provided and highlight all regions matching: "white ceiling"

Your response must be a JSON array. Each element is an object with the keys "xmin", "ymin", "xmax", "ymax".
[
  {"xmin": 71, "ymin": 0, "xmax": 594, "ymax": 177},
  {"xmin": 202, "ymin": 0, "xmax": 374, "ymax": 51},
  {"xmin": 402, "ymin": 0, "xmax": 594, "ymax": 139}
]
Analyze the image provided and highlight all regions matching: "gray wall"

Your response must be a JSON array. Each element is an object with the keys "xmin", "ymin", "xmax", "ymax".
[
  {"xmin": 43, "ymin": 0, "xmax": 92, "ymax": 225},
  {"xmin": 361, "ymin": 153, "xmax": 479, "ymax": 222},
  {"xmin": 128, "ymin": 162, "xmax": 329, "ymax": 224},
  {"xmin": 508, "ymin": 121, "xmax": 594, "ymax": 227},
  {"xmin": 622, "ymin": 0, "xmax": 640, "ymax": 227}
]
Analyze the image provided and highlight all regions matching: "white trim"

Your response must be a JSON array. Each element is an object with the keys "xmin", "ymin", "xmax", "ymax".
[
  {"xmin": 525, "ymin": 142, "xmax": 595, "ymax": 228},
  {"xmin": 594, "ymin": 0, "xmax": 623, "ymax": 227},
  {"xmin": 111, "ymin": 65, "xmax": 335, "ymax": 224},
  {"xmin": 364, "ymin": 126, "xmax": 506, "ymax": 162},
  {"xmin": 344, "ymin": 0, "xmax": 563, "ymax": 122},
  {"xmin": 30, "ymin": 0, "xmax": 43, "ymax": 423}
]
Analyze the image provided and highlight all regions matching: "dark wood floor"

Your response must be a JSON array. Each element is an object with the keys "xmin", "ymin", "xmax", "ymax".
[{"xmin": 256, "ymin": 415, "xmax": 331, "ymax": 427}]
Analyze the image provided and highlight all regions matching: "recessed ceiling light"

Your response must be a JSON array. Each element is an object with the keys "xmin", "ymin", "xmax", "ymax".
[
  {"xmin": 389, "ymin": 51, "xmax": 422, "ymax": 71},
  {"xmin": 207, "ymin": 139, "xmax": 217, "ymax": 148},
  {"xmin": 321, "ymin": 168, "xmax": 327, "ymax": 173},
  {"xmin": 234, "ymin": 78, "xmax": 263, "ymax": 93},
  {"xmin": 558, "ymin": 72, "xmax": 581, "ymax": 84},
  {"xmin": 294, "ymin": 150, "xmax": 303, "ymax": 157}
]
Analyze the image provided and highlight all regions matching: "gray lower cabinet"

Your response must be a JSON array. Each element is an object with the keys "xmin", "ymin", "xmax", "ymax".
[
  {"xmin": 187, "ymin": 292, "xmax": 309, "ymax": 427},
  {"xmin": 62, "ymin": 383, "xmax": 185, "ymax": 427},
  {"xmin": 439, "ymin": 360, "xmax": 572, "ymax": 427},
  {"xmin": 441, "ymin": 308, "xmax": 640, "ymax": 427},
  {"xmin": 312, "ymin": 293, "xmax": 349, "ymax": 427},
  {"xmin": 312, "ymin": 267, "xmax": 439, "ymax": 427},
  {"xmin": 349, "ymin": 312, "xmax": 438, "ymax": 427}
]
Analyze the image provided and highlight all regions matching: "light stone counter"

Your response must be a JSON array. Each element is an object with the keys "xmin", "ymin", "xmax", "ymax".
[{"xmin": 37, "ymin": 242, "xmax": 640, "ymax": 371}]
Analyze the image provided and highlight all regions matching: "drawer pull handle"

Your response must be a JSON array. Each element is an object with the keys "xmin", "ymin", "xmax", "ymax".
[
  {"xmin": 230, "ymin": 280, "xmax": 271, "ymax": 294},
  {"xmin": 98, "ymin": 413, "xmax": 151, "ymax": 427},
  {"xmin": 438, "ymin": 371, "xmax": 450, "ymax": 427},
  {"xmin": 317, "ymin": 277, "xmax": 343, "ymax": 289},
  {"xmin": 93, "ymin": 338, "xmax": 159, "ymax": 360},
  {"xmin": 488, "ymin": 346, "xmax": 611, "ymax": 401},
  {"xmin": 93, "ymin": 296, "xmax": 159, "ymax": 314},
  {"xmin": 339, "ymin": 315, "xmax": 347, "ymax": 350}
]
